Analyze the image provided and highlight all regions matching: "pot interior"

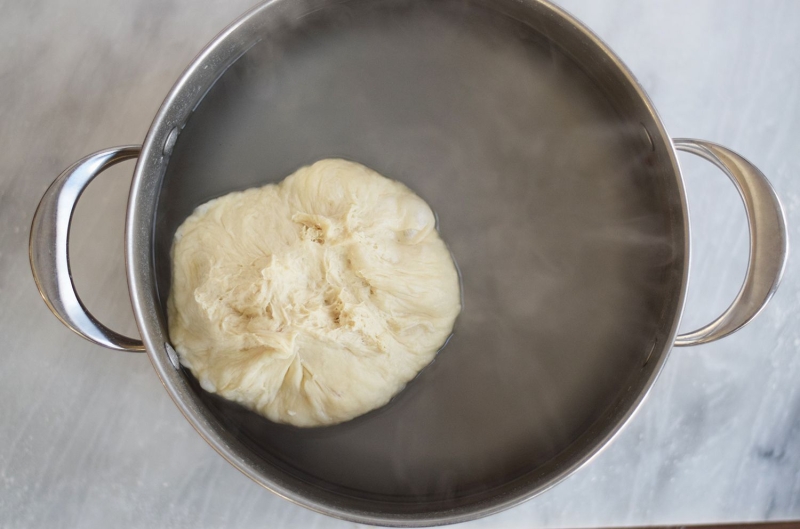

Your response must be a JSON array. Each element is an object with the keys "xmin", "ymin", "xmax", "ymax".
[{"xmin": 151, "ymin": 0, "xmax": 684, "ymax": 519}]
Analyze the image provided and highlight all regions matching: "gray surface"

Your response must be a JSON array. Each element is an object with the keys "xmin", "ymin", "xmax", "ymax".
[{"xmin": 1, "ymin": 0, "xmax": 798, "ymax": 528}]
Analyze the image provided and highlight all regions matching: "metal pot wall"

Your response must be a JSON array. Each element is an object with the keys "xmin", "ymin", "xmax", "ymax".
[{"xmin": 30, "ymin": 0, "xmax": 788, "ymax": 526}]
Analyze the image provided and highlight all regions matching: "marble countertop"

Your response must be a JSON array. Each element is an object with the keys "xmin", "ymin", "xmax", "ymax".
[{"xmin": 2, "ymin": 0, "xmax": 799, "ymax": 527}]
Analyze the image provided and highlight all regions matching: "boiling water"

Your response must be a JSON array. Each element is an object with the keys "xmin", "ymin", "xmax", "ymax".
[{"xmin": 155, "ymin": 0, "xmax": 679, "ymax": 506}]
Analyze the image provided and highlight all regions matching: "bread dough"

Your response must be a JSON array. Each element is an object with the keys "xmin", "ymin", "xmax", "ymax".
[{"xmin": 168, "ymin": 159, "xmax": 461, "ymax": 427}]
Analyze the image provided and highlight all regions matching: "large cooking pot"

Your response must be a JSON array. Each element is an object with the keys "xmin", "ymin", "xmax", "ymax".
[{"xmin": 29, "ymin": 0, "xmax": 788, "ymax": 525}]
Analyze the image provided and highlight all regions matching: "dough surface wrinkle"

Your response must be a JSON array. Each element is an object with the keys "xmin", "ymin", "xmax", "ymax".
[{"xmin": 168, "ymin": 159, "xmax": 461, "ymax": 427}]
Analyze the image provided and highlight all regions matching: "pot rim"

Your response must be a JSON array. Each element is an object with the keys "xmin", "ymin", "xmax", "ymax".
[{"xmin": 124, "ymin": 0, "xmax": 689, "ymax": 525}]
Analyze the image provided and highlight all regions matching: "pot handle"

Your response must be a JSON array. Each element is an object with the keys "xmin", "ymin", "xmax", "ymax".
[
  {"xmin": 673, "ymin": 139, "xmax": 788, "ymax": 347},
  {"xmin": 29, "ymin": 146, "xmax": 146, "ymax": 352}
]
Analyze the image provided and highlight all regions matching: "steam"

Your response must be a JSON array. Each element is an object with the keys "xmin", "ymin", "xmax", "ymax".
[{"xmin": 168, "ymin": 0, "xmax": 682, "ymax": 505}]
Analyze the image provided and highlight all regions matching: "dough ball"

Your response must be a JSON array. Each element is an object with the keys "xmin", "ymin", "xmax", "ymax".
[{"xmin": 168, "ymin": 159, "xmax": 461, "ymax": 427}]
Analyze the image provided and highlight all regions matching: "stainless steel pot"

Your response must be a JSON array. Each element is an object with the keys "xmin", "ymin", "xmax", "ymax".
[{"xmin": 29, "ymin": 0, "xmax": 788, "ymax": 526}]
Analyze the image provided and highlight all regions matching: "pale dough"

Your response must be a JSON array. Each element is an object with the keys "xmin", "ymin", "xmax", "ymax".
[{"xmin": 168, "ymin": 159, "xmax": 461, "ymax": 427}]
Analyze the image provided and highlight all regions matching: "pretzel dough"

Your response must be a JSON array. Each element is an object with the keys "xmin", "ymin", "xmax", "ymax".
[{"xmin": 168, "ymin": 159, "xmax": 461, "ymax": 427}]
